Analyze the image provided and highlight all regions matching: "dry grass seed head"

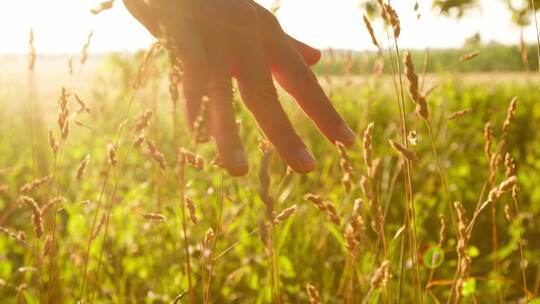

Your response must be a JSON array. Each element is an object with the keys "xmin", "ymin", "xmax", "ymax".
[
  {"xmin": 181, "ymin": 148, "xmax": 204, "ymax": 170},
  {"xmin": 502, "ymin": 96, "xmax": 518, "ymax": 135},
  {"xmin": 185, "ymin": 196, "xmax": 198, "ymax": 224},
  {"xmin": 459, "ymin": 50, "xmax": 479, "ymax": 61},
  {"xmin": 303, "ymin": 193, "xmax": 326, "ymax": 211},
  {"xmin": 512, "ymin": 184, "xmax": 520, "ymax": 201},
  {"xmin": 323, "ymin": 202, "xmax": 340, "ymax": 225},
  {"xmin": 519, "ymin": 32, "xmax": 530, "ymax": 68},
  {"xmin": 448, "ymin": 108, "xmax": 473, "ymax": 120},
  {"xmin": 363, "ymin": 15, "xmax": 379, "ymax": 48},
  {"xmin": 336, "ymin": 141, "xmax": 353, "ymax": 193},
  {"xmin": 403, "ymin": 51, "xmax": 429, "ymax": 120},
  {"xmin": 504, "ymin": 153, "xmax": 516, "ymax": 177},
  {"xmin": 74, "ymin": 93, "xmax": 91, "ymax": 114},
  {"xmin": 484, "ymin": 122, "xmax": 493, "ymax": 160},
  {"xmin": 259, "ymin": 138, "xmax": 274, "ymax": 153},
  {"xmin": 386, "ymin": 4, "xmax": 401, "ymax": 38},
  {"xmin": 389, "ymin": 139, "xmax": 419, "ymax": 163},
  {"xmin": 133, "ymin": 133, "xmax": 145, "ymax": 148},
  {"xmin": 353, "ymin": 199, "xmax": 363, "ymax": 217},
  {"xmin": 371, "ymin": 260, "xmax": 390, "ymax": 289},
  {"xmin": 135, "ymin": 109, "xmax": 153, "ymax": 134},
  {"xmin": 68, "ymin": 57, "xmax": 73, "ymax": 75},
  {"xmin": 76, "ymin": 155, "xmax": 91, "ymax": 180},
  {"xmin": 504, "ymin": 204, "xmax": 514, "ymax": 222},
  {"xmin": 141, "ymin": 213, "xmax": 166, "ymax": 221},
  {"xmin": 91, "ymin": 213, "xmax": 108, "ymax": 240},
  {"xmin": 57, "ymin": 88, "xmax": 71, "ymax": 140},
  {"xmin": 48, "ymin": 130, "xmax": 59, "ymax": 155},
  {"xmin": 204, "ymin": 228, "xmax": 215, "ymax": 247},
  {"xmin": 438, "ymin": 214, "xmax": 447, "ymax": 247},
  {"xmin": 107, "ymin": 143, "xmax": 117, "ymax": 166},
  {"xmin": 306, "ymin": 284, "xmax": 321, "ymax": 304},
  {"xmin": 272, "ymin": 205, "xmax": 298, "ymax": 225},
  {"xmin": 0, "ymin": 227, "xmax": 29, "ymax": 247},
  {"xmin": 408, "ymin": 130, "xmax": 418, "ymax": 146},
  {"xmin": 363, "ymin": 122, "xmax": 375, "ymax": 176},
  {"xmin": 28, "ymin": 28, "xmax": 36, "ymax": 71},
  {"xmin": 20, "ymin": 196, "xmax": 43, "ymax": 238},
  {"xmin": 80, "ymin": 30, "xmax": 94, "ymax": 65},
  {"xmin": 40, "ymin": 197, "xmax": 66, "ymax": 216},
  {"xmin": 20, "ymin": 175, "xmax": 53, "ymax": 193}
]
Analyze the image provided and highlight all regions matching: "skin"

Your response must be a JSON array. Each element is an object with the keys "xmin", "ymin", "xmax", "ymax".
[{"xmin": 123, "ymin": 0, "xmax": 356, "ymax": 176}]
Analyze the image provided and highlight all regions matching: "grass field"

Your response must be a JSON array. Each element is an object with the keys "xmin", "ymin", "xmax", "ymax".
[{"xmin": 1, "ymin": 31, "xmax": 540, "ymax": 304}]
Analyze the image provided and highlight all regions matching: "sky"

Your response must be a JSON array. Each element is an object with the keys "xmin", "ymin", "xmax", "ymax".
[{"xmin": 0, "ymin": 0, "xmax": 538, "ymax": 54}]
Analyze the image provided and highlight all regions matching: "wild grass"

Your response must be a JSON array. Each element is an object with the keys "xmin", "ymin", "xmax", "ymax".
[{"xmin": 1, "ymin": 5, "xmax": 540, "ymax": 304}]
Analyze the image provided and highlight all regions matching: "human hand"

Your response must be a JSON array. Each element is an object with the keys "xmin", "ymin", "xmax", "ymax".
[{"xmin": 123, "ymin": 0, "xmax": 356, "ymax": 176}]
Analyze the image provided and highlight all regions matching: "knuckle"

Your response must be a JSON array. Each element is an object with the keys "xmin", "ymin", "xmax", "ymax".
[
  {"xmin": 212, "ymin": 0, "xmax": 258, "ymax": 24},
  {"xmin": 208, "ymin": 82, "xmax": 233, "ymax": 101},
  {"xmin": 243, "ymin": 84, "xmax": 277, "ymax": 108},
  {"xmin": 232, "ymin": 2, "xmax": 258, "ymax": 23},
  {"xmin": 269, "ymin": 123, "xmax": 303, "ymax": 148}
]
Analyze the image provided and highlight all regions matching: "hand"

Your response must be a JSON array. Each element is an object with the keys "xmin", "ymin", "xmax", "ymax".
[{"xmin": 123, "ymin": 0, "xmax": 356, "ymax": 176}]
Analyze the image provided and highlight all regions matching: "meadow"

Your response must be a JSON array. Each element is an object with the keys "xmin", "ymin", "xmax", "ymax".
[{"xmin": 2, "ymin": 10, "xmax": 540, "ymax": 304}]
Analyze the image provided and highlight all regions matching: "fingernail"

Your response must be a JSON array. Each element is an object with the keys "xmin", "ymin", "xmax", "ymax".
[
  {"xmin": 232, "ymin": 149, "xmax": 248, "ymax": 167},
  {"xmin": 228, "ymin": 150, "xmax": 249, "ymax": 176},
  {"xmin": 292, "ymin": 148, "xmax": 316, "ymax": 173},
  {"xmin": 337, "ymin": 124, "xmax": 356, "ymax": 146}
]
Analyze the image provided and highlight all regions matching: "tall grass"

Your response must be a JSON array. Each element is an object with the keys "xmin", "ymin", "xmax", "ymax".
[{"xmin": 1, "ymin": 2, "xmax": 540, "ymax": 303}]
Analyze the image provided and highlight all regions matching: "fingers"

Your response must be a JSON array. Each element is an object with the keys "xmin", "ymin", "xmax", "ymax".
[
  {"xmin": 123, "ymin": 0, "xmax": 208, "ymax": 128},
  {"xmin": 167, "ymin": 8, "xmax": 208, "ymax": 129},
  {"xmin": 287, "ymin": 35, "xmax": 321, "ymax": 66},
  {"xmin": 246, "ymin": 0, "xmax": 321, "ymax": 66},
  {"xmin": 205, "ymin": 29, "xmax": 249, "ymax": 176},
  {"xmin": 230, "ymin": 13, "xmax": 316, "ymax": 173},
  {"xmin": 246, "ymin": 0, "xmax": 354, "ymax": 146},
  {"xmin": 269, "ymin": 40, "xmax": 356, "ymax": 147},
  {"xmin": 122, "ymin": 0, "xmax": 160, "ymax": 37},
  {"xmin": 253, "ymin": 8, "xmax": 356, "ymax": 147}
]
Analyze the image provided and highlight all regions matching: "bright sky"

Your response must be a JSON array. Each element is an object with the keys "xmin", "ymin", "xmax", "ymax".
[{"xmin": 0, "ymin": 0, "xmax": 538, "ymax": 54}]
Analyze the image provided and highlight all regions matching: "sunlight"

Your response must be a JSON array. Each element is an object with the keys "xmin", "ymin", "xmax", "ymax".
[{"xmin": 0, "ymin": 0, "xmax": 537, "ymax": 53}]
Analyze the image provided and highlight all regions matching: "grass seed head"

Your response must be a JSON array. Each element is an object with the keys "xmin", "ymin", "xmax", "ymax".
[
  {"xmin": 107, "ymin": 143, "xmax": 117, "ymax": 166},
  {"xmin": 448, "ymin": 108, "xmax": 473, "ymax": 120},
  {"xmin": 20, "ymin": 196, "xmax": 43, "ymax": 238},
  {"xmin": 185, "ymin": 196, "xmax": 198, "ymax": 224},
  {"xmin": 306, "ymin": 284, "xmax": 321, "ymax": 304},
  {"xmin": 389, "ymin": 140, "xmax": 419, "ymax": 163},
  {"xmin": 370, "ymin": 260, "xmax": 390, "ymax": 289},
  {"xmin": 76, "ymin": 155, "xmax": 91, "ymax": 180},
  {"xmin": 272, "ymin": 205, "xmax": 297, "ymax": 225},
  {"xmin": 28, "ymin": 28, "xmax": 36, "ymax": 71},
  {"xmin": 141, "ymin": 213, "xmax": 166, "ymax": 221},
  {"xmin": 363, "ymin": 15, "xmax": 379, "ymax": 48},
  {"xmin": 363, "ymin": 122, "xmax": 375, "ymax": 177},
  {"xmin": 459, "ymin": 50, "xmax": 479, "ymax": 61}
]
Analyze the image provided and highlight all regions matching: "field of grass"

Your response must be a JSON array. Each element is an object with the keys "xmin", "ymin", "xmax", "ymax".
[{"xmin": 1, "ymin": 40, "xmax": 540, "ymax": 304}]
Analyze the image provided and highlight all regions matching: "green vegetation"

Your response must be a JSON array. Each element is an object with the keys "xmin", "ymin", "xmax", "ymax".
[
  {"xmin": 1, "ymin": 47, "xmax": 539, "ymax": 303},
  {"xmin": 314, "ymin": 44, "xmax": 539, "ymax": 75}
]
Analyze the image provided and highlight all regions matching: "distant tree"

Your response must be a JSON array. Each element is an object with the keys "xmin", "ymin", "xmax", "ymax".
[
  {"xmin": 432, "ymin": 0, "xmax": 479, "ymax": 18},
  {"xmin": 505, "ymin": 0, "xmax": 540, "ymax": 26},
  {"xmin": 358, "ymin": 0, "xmax": 540, "ymax": 26},
  {"xmin": 463, "ymin": 32, "xmax": 481, "ymax": 48}
]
